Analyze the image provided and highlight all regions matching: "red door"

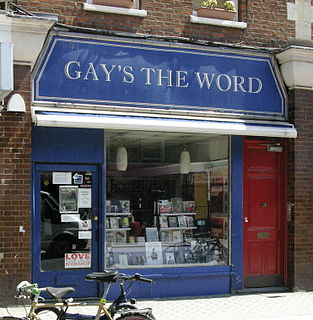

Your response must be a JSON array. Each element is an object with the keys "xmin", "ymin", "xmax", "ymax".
[{"xmin": 243, "ymin": 139, "xmax": 287, "ymax": 288}]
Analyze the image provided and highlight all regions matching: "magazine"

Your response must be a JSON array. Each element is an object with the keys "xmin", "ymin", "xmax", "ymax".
[
  {"xmin": 183, "ymin": 201, "xmax": 196, "ymax": 213},
  {"xmin": 172, "ymin": 230, "xmax": 183, "ymax": 242},
  {"xmin": 146, "ymin": 227, "xmax": 159, "ymax": 242},
  {"xmin": 115, "ymin": 231, "xmax": 127, "ymax": 243},
  {"xmin": 177, "ymin": 215, "xmax": 187, "ymax": 227},
  {"xmin": 159, "ymin": 216, "xmax": 168, "ymax": 228},
  {"xmin": 118, "ymin": 254, "xmax": 128, "ymax": 266},
  {"xmin": 166, "ymin": 252, "xmax": 175, "ymax": 265},
  {"xmin": 168, "ymin": 216, "xmax": 178, "ymax": 228},
  {"xmin": 110, "ymin": 200, "xmax": 130, "ymax": 213},
  {"xmin": 119, "ymin": 217, "xmax": 130, "ymax": 228},
  {"xmin": 158, "ymin": 200, "xmax": 172, "ymax": 214},
  {"xmin": 106, "ymin": 218, "xmax": 111, "ymax": 229},
  {"xmin": 109, "ymin": 217, "xmax": 120, "ymax": 229},
  {"xmin": 106, "ymin": 232, "xmax": 115, "ymax": 244},
  {"xmin": 171, "ymin": 197, "xmax": 184, "ymax": 213},
  {"xmin": 186, "ymin": 216, "xmax": 195, "ymax": 227},
  {"xmin": 160, "ymin": 230, "xmax": 172, "ymax": 243}
]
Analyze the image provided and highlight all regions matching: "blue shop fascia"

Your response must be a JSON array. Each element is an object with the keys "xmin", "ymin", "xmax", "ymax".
[{"xmin": 30, "ymin": 30, "xmax": 296, "ymax": 299}]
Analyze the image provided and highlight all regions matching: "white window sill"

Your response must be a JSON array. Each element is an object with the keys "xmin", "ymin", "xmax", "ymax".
[
  {"xmin": 190, "ymin": 14, "xmax": 247, "ymax": 29},
  {"xmin": 83, "ymin": 3, "xmax": 147, "ymax": 17}
]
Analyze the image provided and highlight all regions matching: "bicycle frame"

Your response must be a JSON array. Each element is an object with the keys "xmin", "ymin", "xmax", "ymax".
[{"xmin": 31, "ymin": 283, "xmax": 115, "ymax": 320}]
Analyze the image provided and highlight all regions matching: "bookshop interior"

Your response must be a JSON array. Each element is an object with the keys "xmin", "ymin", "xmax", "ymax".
[{"xmin": 105, "ymin": 130, "xmax": 229, "ymax": 268}]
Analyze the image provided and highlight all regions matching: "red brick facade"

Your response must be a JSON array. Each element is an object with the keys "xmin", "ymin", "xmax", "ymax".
[
  {"xmin": 0, "ymin": 65, "xmax": 32, "ymax": 305},
  {"xmin": 0, "ymin": 0, "xmax": 311, "ymax": 305},
  {"xmin": 288, "ymin": 89, "xmax": 313, "ymax": 290},
  {"xmin": 18, "ymin": 0, "xmax": 294, "ymax": 48}
]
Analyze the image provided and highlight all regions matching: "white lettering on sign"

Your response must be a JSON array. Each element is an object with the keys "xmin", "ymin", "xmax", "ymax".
[
  {"xmin": 64, "ymin": 62, "xmax": 264, "ymax": 94},
  {"xmin": 64, "ymin": 252, "xmax": 91, "ymax": 269}
]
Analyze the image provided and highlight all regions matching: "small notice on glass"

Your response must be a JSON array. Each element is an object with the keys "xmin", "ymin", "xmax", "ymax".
[
  {"xmin": 53, "ymin": 172, "xmax": 72, "ymax": 185},
  {"xmin": 64, "ymin": 253, "xmax": 91, "ymax": 269},
  {"xmin": 78, "ymin": 188, "xmax": 92, "ymax": 208}
]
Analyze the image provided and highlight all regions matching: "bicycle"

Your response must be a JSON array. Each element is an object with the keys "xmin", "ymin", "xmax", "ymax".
[{"xmin": 4, "ymin": 271, "xmax": 156, "ymax": 320}]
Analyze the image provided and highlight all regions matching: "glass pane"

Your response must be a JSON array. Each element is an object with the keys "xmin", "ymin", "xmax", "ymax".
[
  {"xmin": 40, "ymin": 171, "xmax": 93, "ymax": 271},
  {"xmin": 105, "ymin": 131, "xmax": 230, "ymax": 268}
]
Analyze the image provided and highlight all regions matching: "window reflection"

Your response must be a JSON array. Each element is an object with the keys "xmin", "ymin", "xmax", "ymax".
[{"xmin": 105, "ymin": 131, "xmax": 230, "ymax": 268}]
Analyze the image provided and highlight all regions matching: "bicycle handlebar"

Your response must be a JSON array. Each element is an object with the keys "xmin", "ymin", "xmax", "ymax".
[
  {"xmin": 16, "ymin": 281, "xmax": 43, "ymax": 298},
  {"xmin": 117, "ymin": 272, "xmax": 154, "ymax": 284}
]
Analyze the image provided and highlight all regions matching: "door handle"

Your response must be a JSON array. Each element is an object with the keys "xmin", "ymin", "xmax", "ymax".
[
  {"xmin": 244, "ymin": 217, "xmax": 249, "ymax": 223},
  {"xmin": 93, "ymin": 216, "xmax": 98, "ymax": 221}
]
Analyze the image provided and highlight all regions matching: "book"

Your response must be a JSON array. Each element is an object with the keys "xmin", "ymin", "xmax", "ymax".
[
  {"xmin": 109, "ymin": 217, "xmax": 120, "ymax": 229},
  {"xmin": 110, "ymin": 200, "xmax": 121, "ymax": 213},
  {"xmin": 186, "ymin": 216, "xmax": 195, "ymax": 227},
  {"xmin": 145, "ymin": 241, "xmax": 163, "ymax": 265},
  {"xmin": 118, "ymin": 254, "xmax": 128, "ymax": 266},
  {"xmin": 159, "ymin": 216, "xmax": 168, "ymax": 228},
  {"xmin": 177, "ymin": 215, "xmax": 187, "ymax": 227},
  {"xmin": 115, "ymin": 231, "xmax": 127, "ymax": 243},
  {"xmin": 137, "ymin": 236, "xmax": 145, "ymax": 243},
  {"xmin": 120, "ymin": 200, "xmax": 130, "ymax": 213},
  {"xmin": 145, "ymin": 227, "xmax": 159, "ymax": 242},
  {"xmin": 172, "ymin": 230, "xmax": 183, "ymax": 242},
  {"xmin": 165, "ymin": 252, "xmax": 175, "ymax": 265},
  {"xmin": 160, "ymin": 230, "xmax": 172, "ymax": 243},
  {"xmin": 168, "ymin": 216, "xmax": 178, "ymax": 228},
  {"xmin": 106, "ymin": 232, "xmax": 115, "ymax": 244},
  {"xmin": 105, "ymin": 200, "xmax": 111, "ymax": 213},
  {"xmin": 171, "ymin": 197, "xmax": 184, "ymax": 213},
  {"xmin": 119, "ymin": 217, "xmax": 130, "ymax": 228},
  {"xmin": 183, "ymin": 201, "xmax": 196, "ymax": 213},
  {"xmin": 183, "ymin": 229, "xmax": 193, "ymax": 241},
  {"xmin": 110, "ymin": 200, "xmax": 130, "ymax": 213},
  {"xmin": 106, "ymin": 217, "xmax": 110, "ymax": 229},
  {"xmin": 158, "ymin": 200, "xmax": 172, "ymax": 214}
]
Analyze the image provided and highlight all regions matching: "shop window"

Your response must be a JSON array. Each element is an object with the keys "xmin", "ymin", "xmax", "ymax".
[{"xmin": 105, "ymin": 131, "xmax": 230, "ymax": 269}]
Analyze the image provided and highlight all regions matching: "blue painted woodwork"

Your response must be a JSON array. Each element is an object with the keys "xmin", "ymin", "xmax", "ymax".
[
  {"xmin": 230, "ymin": 136, "xmax": 244, "ymax": 290},
  {"xmin": 31, "ymin": 127, "xmax": 242, "ymax": 298},
  {"xmin": 32, "ymin": 163, "xmax": 101, "ymax": 297},
  {"xmin": 32, "ymin": 126, "xmax": 104, "ymax": 163},
  {"xmin": 34, "ymin": 34, "xmax": 287, "ymax": 120}
]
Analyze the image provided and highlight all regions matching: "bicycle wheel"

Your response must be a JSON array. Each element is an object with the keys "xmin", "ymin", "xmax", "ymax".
[
  {"xmin": 116, "ymin": 313, "xmax": 156, "ymax": 320},
  {"xmin": 35, "ymin": 307, "xmax": 61, "ymax": 320}
]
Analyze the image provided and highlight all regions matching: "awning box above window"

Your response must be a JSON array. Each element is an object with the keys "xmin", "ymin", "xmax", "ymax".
[{"xmin": 32, "ymin": 108, "xmax": 297, "ymax": 138}]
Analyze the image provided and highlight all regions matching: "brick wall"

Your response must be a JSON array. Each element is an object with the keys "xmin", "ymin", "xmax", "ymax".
[
  {"xmin": 17, "ymin": 0, "xmax": 296, "ymax": 48},
  {"xmin": 0, "ymin": 65, "xmax": 32, "ymax": 306},
  {"xmin": 288, "ymin": 89, "xmax": 313, "ymax": 290}
]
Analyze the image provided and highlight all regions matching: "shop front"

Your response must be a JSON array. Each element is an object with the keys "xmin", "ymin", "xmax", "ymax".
[{"xmin": 31, "ymin": 31, "xmax": 296, "ymax": 298}]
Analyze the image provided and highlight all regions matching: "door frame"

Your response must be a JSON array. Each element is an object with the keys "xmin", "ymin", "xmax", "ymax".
[
  {"xmin": 243, "ymin": 138, "xmax": 288, "ymax": 288},
  {"xmin": 32, "ymin": 163, "xmax": 104, "ymax": 297}
]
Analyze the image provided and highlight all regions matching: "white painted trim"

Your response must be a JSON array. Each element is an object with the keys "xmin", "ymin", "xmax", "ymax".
[
  {"xmin": 83, "ymin": 3, "xmax": 147, "ymax": 17},
  {"xmin": 190, "ymin": 14, "xmax": 247, "ymax": 29},
  {"xmin": 0, "ymin": 13, "xmax": 56, "ymax": 68},
  {"xmin": 32, "ymin": 107, "xmax": 297, "ymax": 138},
  {"xmin": 276, "ymin": 47, "xmax": 313, "ymax": 90}
]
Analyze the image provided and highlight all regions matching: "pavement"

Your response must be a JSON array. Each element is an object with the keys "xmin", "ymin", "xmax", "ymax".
[{"xmin": 1, "ymin": 290, "xmax": 313, "ymax": 320}]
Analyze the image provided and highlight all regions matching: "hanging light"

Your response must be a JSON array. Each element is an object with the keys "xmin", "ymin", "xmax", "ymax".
[
  {"xmin": 116, "ymin": 145, "xmax": 128, "ymax": 171},
  {"xmin": 180, "ymin": 148, "xmax": 191, "ymax": 174}
]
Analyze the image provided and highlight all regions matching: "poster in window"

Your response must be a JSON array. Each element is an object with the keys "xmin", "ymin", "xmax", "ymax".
[
  {"xmin": 145, "ymin": 242, "xmax": 163, "ymax": 265},
  {"xmin": 59, "ymin": 186, "xmax": 79, "ymax": 213},
  {"xmin": 78, "ymin": 188, "xmax": 92, "ymax": 209}
]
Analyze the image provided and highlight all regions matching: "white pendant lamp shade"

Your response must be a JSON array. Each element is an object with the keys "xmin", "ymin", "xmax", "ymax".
[
  {"xmin": 180, "ymin": 149, "xmax": 191, "ymax": 174},
  {"xmin": 116, "ymin": 145, "xmax": 128, "ymax": 171}
]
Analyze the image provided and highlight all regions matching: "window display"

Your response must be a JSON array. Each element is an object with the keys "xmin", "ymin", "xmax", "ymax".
[{"xmin": 105, "ymin": 131, "xmax": 229, "ymax": 268}]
